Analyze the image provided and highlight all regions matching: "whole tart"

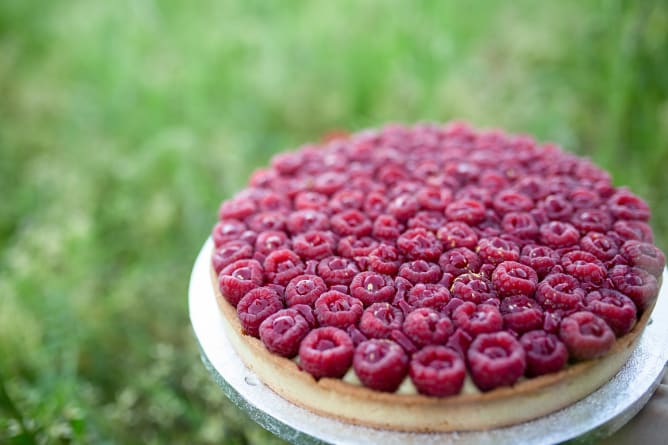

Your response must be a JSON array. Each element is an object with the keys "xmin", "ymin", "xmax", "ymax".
[{"xmin": 209, "ymin": 122, "xmax": 664, "ymax": 432}]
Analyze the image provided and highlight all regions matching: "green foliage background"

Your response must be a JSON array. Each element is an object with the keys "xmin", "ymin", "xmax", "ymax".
[{"xmin": 1, "ymin": 0, "xmax": 666, "ymax": 443}]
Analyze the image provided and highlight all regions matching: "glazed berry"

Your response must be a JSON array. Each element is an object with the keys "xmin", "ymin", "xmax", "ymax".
[
  {"xmin": 237, "ymin": 287, "xmax": 284, "ymax": 337},
  {"xmin": 445, "ymin": 199, "xmax": 486, "ymax": 225},
  {"xmin": 586, "ymin": 289, "xmax": 637, "ymax": 337},
  {"xmin": 520, "ymin": 244, "xmax": 558, "ymax": 279},
  {"xmin": 450, "ymin": 273, "xmax": 497, "ymax": 304},
  {"xmin": 353, "ymin": 339, "xmax": 409, "ymax": 392},
  {"xmin": 255, "ymin": 230, "xmax": 291, "ymax": 257},
  {"xmin": 609, "ymin": 265, "xmax": 658, "ymax": 310},
  {"xmin": 286, "ymin": 210, "xmax": 330, "ymax": 234},
  {"xmin": 218, "ymin": 198, "xmax": 257, "ymax": 221},
  {"xmin": 501, "ymin": 212, "xmax": 539, "ymax": 241},
  {"xmin": 218, "ymin": 259, "xmax": 264, "ymax": 307},
  {"xmin": 608, "ymin": 190, "xmax": 650, "ymax": 221},
  {"xmin": 350, "ymin": 271, "xmax": 396, "ymax": 306},
  {"xmin": 453, "ymin": 302, "xmax": 503, "ymax": 336},
  {"xmin": 402, "ymin": 308, "xmax": 454, "ymax": 347},
  {"xmin": 331, "ymin": 209, "xmax": 373, "ymax": 237},
  {"xmin": 257, "ymin": 191, "xmax": 291, "ymax": 212},
  {"xmin": 539, "ymin": 221, "xmax": 580, "ymax": 249},
  {"xmin": 387, "ymin": 194, "xmax": 420, "ymax": 221},
  {"xmin": 294, "ymin": 191, "xmax": 329, "ymax": 211},
  {"xmin": 515, "ymin": 176, "xmax": 549, "ymax": 200},
  {"xmin": 580, "ymin": 232, "xmax": 618, "ymax": 261},
  {"xmin": 500, "ymin": 295, "xmax": 544, "ymax": 334},
  {"xmin": 260, "ymin": 308, "xmax": 311, "ymax": 358},
  {"xmin": 285, "ymin": 274, "xmax": 327, "ymax": 307},
  {"xmin": 292, "ymin": 231, "xmax": 336, "ymax": 261},
  {"xmin": 359, "ymin": 303, "xmax": 404, "ymax": 339},
  {"xmin": 613, "ymin": 220, "xmax": 654, "ymax": 243},
  {"xmin": 569, "ymin": 188, "xmax": 601, "ymax": 209},
  {"xmin": 398, "ymin": 260, "xmax": 442, "ymax": 284},
  {"xmin": 439, "ymin": 247, "xmax": 481, "ymax": 277},
  {"xmin": 314, "ymin": 291, "xmax": 364, "ymax": 328},
  {"xmin": 520, "ymin": 330, "xmax": 568, "ymax": 377},
  {"xmin": 396, "ymin": 228, "xmax": 443, "ymax": 261},
  {"xmin": 493, "ymin": 190, "xmax": 533, "ymax": 214},
  {"xmin": 248, "ymin": 211, "xmax": 287, "ymax": 233},
  {"xmin": 263, "ymin": 249, "xmax": 305, "ymax": 286},
  {"xmin": 406, "ymin": 284, "xmax": 451, "ymax": 310},
  {"xmin": 317, "ymin": 256, "xmax": 360, "ymax": 286},
  {"xmin": 560, "ymin": 250, "xmax": 607, "ymax": 287},
  {"xmin": 620, "ymin": 240, "xmax": 665, "ymax": 278},
  {"xmin": 408, "ymin": 211, "xmax": 447, "ymax": 232},
  {"xmin": 409, "ymin": 346, "xmax": 466, "ymax": 397},
  {"xmin": 213, "ymin": 219, "xmax": 248, "ymax": 247},
  {"xmin": 338, "ymin": 236, "xmax": 379, "ymax": 259},
  {"xmin": 540, "ymin": 195, "xmax": 574, "ymax": 221},
  {"xmin": 437, "ymin": 221, "xmax": 479, "ymax": 250},
  {"xmin": 467, "ymin": 332, "xmax": 526, "ymax": 391},
  {"xmin": 372, "ymin": 214, "xmax": 402, "ymax": 241},
  {"xmin": 367, "ymin": 244, "xmax": 402, "ymax": 275},
  {"xmin": 416, "ymin": 187, "xmax": 453, "ymax": 211},
  {"xmin": 312, "ymin": 172, "xmax": 347, "ymax": 196},
  {"xmin": 212, "ymin": 240, "xmax": 253, "ymax": 274},
  {"xmin": 299, "ymin": 327, "xmax": 354, "ymax": 378},
  {"xmin": 535, "ymin": 273, "xmax": 585, "ymax": 311},
  {"xmin": 363, "ymin": 192, "xmax": 389, "ymax": 220},
  {"xmin": 330, "ymin": 190, "xmax": 364, "ymax": 213},
  {"xmin": 492, "ymin": 261, "xmax": 538, "ymax": 298},
  {"xmin": 559, "ymin": 311, "xmax": 615, "ymax": 360},
  {"xmin": 571, "ymin": 209, "xmax": 612, "ymax": 234},
  {"xmin": 456, "ymin": 186, "xmax": 493, "ymax": 207},
  {"xmin": 476, "ymin": 237, "xmax": 520, "ymax": 266}
]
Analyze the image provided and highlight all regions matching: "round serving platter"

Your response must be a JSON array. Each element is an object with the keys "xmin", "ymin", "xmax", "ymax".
[{"xmin": 189, "ymin": 237, "xmax": 668, "ymax": 445}]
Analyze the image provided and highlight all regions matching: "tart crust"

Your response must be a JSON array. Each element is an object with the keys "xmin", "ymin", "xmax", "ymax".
[{"xmin": 210, "ymin": 263, "xmax": 657, "ymax": 432}]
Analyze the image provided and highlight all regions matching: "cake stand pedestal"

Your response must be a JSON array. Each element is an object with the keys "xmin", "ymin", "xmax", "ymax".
[{"xmin": 190, "ymin": 238, "xmax": 668, "ymax": 444}]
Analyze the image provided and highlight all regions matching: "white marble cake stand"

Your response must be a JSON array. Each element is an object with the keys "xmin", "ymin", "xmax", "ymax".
[{"xmin": 190, "ymin": 238, "xmax": 668, "ymax": 444}]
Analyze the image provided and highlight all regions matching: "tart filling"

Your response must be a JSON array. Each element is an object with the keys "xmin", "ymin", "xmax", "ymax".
[{"xmin": 209, "ymin": 122, "xmax": 664, "ymax": 431}]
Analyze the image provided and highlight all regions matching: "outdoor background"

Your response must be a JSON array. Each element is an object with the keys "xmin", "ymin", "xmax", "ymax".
[{"xmin": 1, "ymin": 0, "xmax": 667, "ymax": 443}]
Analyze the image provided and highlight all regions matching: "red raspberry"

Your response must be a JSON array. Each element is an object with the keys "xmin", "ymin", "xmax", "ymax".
[
  {"xmin": 561, "ymin": 250, "xmax": 607, "ymax": 287},
  {"xmin": 406, "ymin": 283, "xmax": 451, "ymax": 310},
  {"xmin": 620, "ymin": 240, "xmax": 665, "ymax": 278},
  {"xmin": 402, "ymin": 308, "xmax": 454, "ymax": 347},
  {"xmin": 237, "ymin": 287, "xmax": 284, "ymax": 337},
  {"xmin": 337, "ymin": 236, "xmax": 378, "ymax": 259},
  {"xmin": 254, "ymin": 230, "xmax": 291, "ymax": 257},
  {"xmin": 568, "ymin": 187, "xmax": 601, "ymax": 209},
  {"xmin": 314, "ymin": 291, "xmax": 363, "ymax": 328},
  {"xmin": 213, "ymin": 219, "xmax": 248, "ymax": 247},
  {"xmin": 350, "ymin": 271, "xmax": 396, "ymax": 306},
  {"xmin": 367, "ymin": 244, "xmax": 402, "ymax": 275},
  {"xmin": 218, "ymin": 198, "xmax": 257, "ymax": 220},
  {"xmin": 520, "ymin": 244, "xmax": 558, "ymax": 279},
  {"xmin": 271, "ymin": 151, "xmax": 302, "ymax": 175},
  {"xmin": 416, "ymin": 187, "xmax": 453, "ymax": 211},
  {"xmin": 353, "ymin": 339, "xmax": 409, "ymax": 392},
  {"xmin": 363, "ymin": 192, "xmax": 389, "ymax": 220},
  {"xmin": 389, "ymin": 328, "xmax": 419, "ymax": 355},
  {"xmin": 438, "ymin": 247, "xmax": 481, "ymax": 277},
  {"xmin": 294, "ymin": 191, "xmax": 328, "ymax": 211},
  {"xmin": 359, "ymin": 302, "xmax": 404, "ymax": 339},
  {"xmin": 492, "ymin": 261, "xmax": 538, "ymax": 298},
  {"xmin": 388, "ymin": 194, "xmax": 420, "ymax": 221},
  {"xmin": 477, "ymin": 237, "xmax": 520, "ymax": 266},
  {"xmin": 331, "ymin": 209, "xmax": 373, "ymax": 237},
  {"xmin": 515, "ymin": 176, "xmax": 549, "ymax": 200},
  {"xmin": 248, "ymin": 211, "xmax": 287, "ymax": 233},
  {"xmin": 212, "ymin": 240, "xmax": 253, "ymax": 274},
  {"xmin": 409, "ymin": 346, "xmax": 466, "ymax": 397},
  {"xmin": 500, "ymin": 295, "xmax": 544, "ymax": 334},
  {"xmin": 292, "ymin": 230, "xmax": 336, "ymax": 261},
  {"xmin": 450, "ymin": 273, "xmax": 497, "ymax": 304},
  {"xmin": 317, "ymin": 256, "xmax": 360, "ymax": 286},
  {"xmin": 330, "ymin": 189, "xmax": 364, "ymax": 213},
  {"xmin": 260, "ymin": 308, "xmax": 311, "ymax": 358},
  {"xmin": 535, "ymin": 273, "xmax": 585, "ymax": 311},
  {"xmin": 218, "ymin": 259, "xmax": 264, "ymax": 307},
  {"xmin": 407, "ymin": 211, "xmax": 446, "ymax": 232},
  {"xmin": 445, "ymin": 199, "xmax": 486, "ymax": 225},
  {"xmin": 257, "ymin": 191, "xmax": 291, "ymax": 212},
  {"xmin": 613, "ymin": 220, "xmax": 654, "ymax": 243},
  {"xmin": 398, "ymin": 260, "xmax": 442, "ymax": 284},
  {"xmin": 501, "ymin": 212, "xmax": 539, "ymax": 241},
  {"xmin": 571, "ymin": 209, "xmax": 613, "ymax": 234},
  {"xmin": 539, "ymin": 221, "xmax": 580, "ymax": 249},
  {"xmin": 493, "ymin": 189, "xmax": 533, "ymax": 214},
  {"xmin": 286, "ymin": 210, "xmax": 330, "ymax": 234},
  {"xmin": 467, "ymin": 332, "xmax": 526, "ymax": 391},
  {"xmin": 559, "ymin": 311, "xmax": 615, "ymax": 360},
  {"xmin": 540, "ymin": 195, "xmax": 574, "ymax": 221},
  {"xmin": 285, "ymin": 274, "xmax": 327, "ymax": 307},
  {"xmin": 456, "ymin": 186, "xmax": 492, "ymax": 207},
  {"xmin": 580, "ymin": 232, "xmax": 618, "ymax": 261},
  {"xmin": 312, "ymin": 172, "xmax": 347, "ymax": 196},
  {"xmin": 520, "ymin": 330, "xmax": 568, "ymax": 377},
  {"xmin": 263, "ymin": 249, "xmax": 305, "ymax": 286},
  {"xmin": 608, "ymin": 190, "xmax": 650, "ymax": 221},
  {"xmin": 586, "ymin": 289, "xmax": 637, "ymax": 337},
  {"xmin": 372, "ymin": 214, "xmax": 403, "ymax": 241},
  {"xmin": 299, "ymin": 327, "xmax": 354, "ymax": 378},
  {"xmin": 397, "ymin": 228, "xmax": 443, "ymax": 261},
  {"xmin": 453, "ymin": 302, "xmax": 503, "ymax": 336},
  {"xmin": 437, "ymin": 221, "xmax": 479, "ymax": 250},
  {"xmin": 609, "ymin": 265, "xmax": 658, "ymax": 311}
]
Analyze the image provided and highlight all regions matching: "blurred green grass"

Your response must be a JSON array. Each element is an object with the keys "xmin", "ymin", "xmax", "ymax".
[{"xmin": 1, "ymin": 0, "xmax": 666, "ymax": 443}]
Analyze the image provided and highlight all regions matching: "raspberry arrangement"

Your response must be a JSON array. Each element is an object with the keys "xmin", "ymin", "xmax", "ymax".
[{"xmin": 212, "ymin": 122, "xmax": 664, "ymax": 397}]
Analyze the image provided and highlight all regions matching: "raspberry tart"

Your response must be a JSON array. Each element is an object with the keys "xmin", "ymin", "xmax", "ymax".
[{"xmin": 209, "ymin": 122, "xmax": 664, "ymax": 432}]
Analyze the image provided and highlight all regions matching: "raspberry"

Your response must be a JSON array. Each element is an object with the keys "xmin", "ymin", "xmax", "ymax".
[
  {"xmin": 515, "ymin": 176, "xmax": 549, "ymax": 200},
  {"xmin": 437, "ymin": 221, "xmax": 479, "ymax": 250},
  {"xmin": 294, "ymin": 191, "xmax": 329, "ymax": 211},
  {"xmin": 212, "ymin": 240, "xmax": 253, "ymax": 274},
  {"xmin": 292, "ymin": 230, "xmax": 336, "ymax": 261},
  {"xmin": 477, "ymin": 237, "xmax": 520, "ymax": 266},
  {"xmin": 492, "ymin": 261, "xmax": 538, "ymax": 298},
  {"xmin": 608, "ymin": 190, "xmax": 650, "ymax": 221},
  {"xmin": 560, "ymin": 250, "xmax": 607, "ymax": 287},
  {"xmin": 213, "ymin": 219, "xmax": 248, "ymax": 247},
  {"xmin": 580, "ymin": 232, "xmax": 618, "ymax": 261},
  {"xmin": 501, "ymin": 212, "xmax": 539, "ymax": 241},
  {"xmin": 406, "ymin": 283, "xmax": 451, "ymax": 310},
  {"xmin": 520, "ymin": 330, "xmax": 568, "ymax": 377},
  {"xmin": 407, "ymin": 211, "xmax": 446, "ymax": 232},
  {"xmin": 620, "ymin": 240, "xmax": 666, "ymax": 277},
  {"xmin": 568, "ymin": 188, "xmax": 601, "ymax": 209},
  {"xmin": 237, "ymin": 287, "xmax": 284, "ymax": 337},
  {"xmin": 609, "ymin": 265, "xmax": 658, "ymax": 311},
  {"xmin": 467, "ymin": 332, "xmax": 526, "ymax": 391},
  {"xmin": 350, "ymin": 271, "xmax": 396, "ymax": 306},
  {"xmin": 330, "ymin": 190, "xmax": 364, "ymax": 213},
  {"xmin": 559, "ymin": 311, "xmax": 615, "ymax": 360},
  {"xmin": 353, "ymin": 340, "xmax": 409, "ymax": 392},
  {"xmin": 337, "ymin": 236, "xmax": 379, "ymax": 259},
  {"xmin": 254, "ymin": 230, "xmax": 291, "ymax": 257},
  {"xmin": 416, "ymin": 187, "xmax": 453, "ymax": 211},
  {"xmin": 248, "ymin": 211, "xmax": 287, "ymax": 233},
  {"xmin": 493, "ymin": 190, "xmax": 533, "ymax": 214},
  {"xmin": 397, "ymin": 228, "xmax": 443, "ymax": 261},
  {"xmin": 359, "ymin": 303, "xmax": 404, "ymax": 339},
  {"xmin": 438, "ymin": 247, "xmax": 481, "ymax": 277},
  {"xmin": 286, "ymin": 210, "xmax": 330, "ymax": 234},
  {"xmin": 520, "ymin": 244, "xmax": 558, "ymax": 279},
  {"xmin": 402, "ymin": 308, "xmax": 454, "ymax": 347},
  {"xmin": 453, "ymin": 302, "xmax": 503, "ymax": 336},
  {"xmin": 367, "ymin": 244, "xmax": 402, "ymax": 275},
  {"xmin": 450, "ymin": 273, "xmax": 497, "ymax": 304},
  {"xmin": 312, "ymin": 172, "xmax": 347, "ymax": 196},
  {"xmin": 372, "ymin": 214, "xmax": 403, "ymax": 241},
  {"xmin": 346, "ymin": 325, "xmax": 369, "ymax": 346},
  {"xmin": 535, "ymin": 273, "xmax": 585, "ymax": 311},
  {"xmin": 571, "ymin": 209, "xmax": 613, "ymax": 234},
  {"xmin": 500, "ymin": 295, "xmax": 544, "ymax": 334},
  {"xmin": 257, "ymin": 191, "xmax": 291, "ymax": 212},
  {"xmin": 285, "ymin": 274, "xmax": 327, "ymax": 307},
  {"xmin": 314, "ymin": 291, "xmax": 363, "ymax": 328},
  {"xmin": 387, "ymin": 194, "xmax": 419, "ymax": 221},
  {"xmin": 389, "ymin": 329, "xmax": 418, "ymax": 355},
  {"xmin": 263, "ymin": 249, "xmax": 305, "ymax": 286},
  {"xmin": 398, "ymin": 260, "xmax": 442, "ymax": 284},
  {"xmin": 363, "ymin": 192, "xmax": 389, "ymax": 220},
  {"xmin": 613, "ymin": 220, "xmax": 654, "ymax": 243},
  {"xmin": 586, "ymin": 289, "xmax": 637, "ymax": 337},
  {"xmin": 299, "ymin": 327, "xmax": 354, "ymax": 379},
  {"xmin": 218, "ymin": 198, "xmax": 257, "ymax": 221},
  {"xmin": 445, "ymin": 199, "xmax": 486, "ymax": 225},
  {"xmin": 218, "ymin": 259, "xmax": 264, "ymax": 307},
  {"xmin": 331, "ymin": 209, "xmax": 373, "ymax": 237},
  {"xmin": 409, "ymin": 346, "xmax": 466, "ymax": 397},
  {"xmin": 317, "ymin": 256, "xmax": 360, "ymax": 286},
  {"xmin": 539, "ymin": 221, "xmax": 580, "ymax": 249},
  {"xmin": 259, "ymin": 308, "xmax": 311, "ymax": 358},
  {"xmin": 540, "ymin": 195, "xmax": 574, "ymax": 221},
  {"xmin": 456, "ymin": 186, "xmax": 493, "ymax": 207}
]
